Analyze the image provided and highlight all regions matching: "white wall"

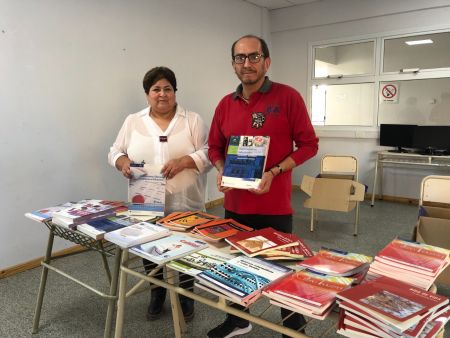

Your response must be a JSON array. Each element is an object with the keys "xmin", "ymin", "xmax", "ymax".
[
  {"xmin": 0, "ymin": 0, "xmax": 269, "ymax": 270},
  {"xmin": 269, "ymin": 0, "xmax": 450, "ymax": 198}
]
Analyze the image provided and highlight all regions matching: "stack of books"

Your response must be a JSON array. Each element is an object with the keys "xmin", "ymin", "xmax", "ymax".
[
  {"xmin": 167, "ymin": 248, "xmax": 234, "ymax": 276},
  {"xmin": 25, "ymin": 201, "xmax": 80, "ymax": 223},
  {"xmin": 336, "ymin": 275, "xmax": 450, "ymax": 338},
  {"xmin": 225, "ymin": 227, "xmax": 312, "ymax": 260},
  {"xmin": 77, "ymin": 214, "xmax": 158, "ymax": 240},
  {"xmin": 368, "ymin": 238, "xmax": 450, "ymax": 290},
  {"xmin": 104, "ymin": 221, "xmax": 170, "ymax": 248},
  {"xmin": 263, "ymin": 269, "xmax": 354, "ymax": 320},
  {"xmin": 298, "ymin": 247, "xmax": 372, "ymax": 282},
  {"xmin": 130, "ymin": 234, "xmax": 209, "ymax": 264},
  {"xmin": 51, "ymin": 199, "xmax": 126, "ymax": 229},
  {"xmin": 190, "ymin": 218, "xmax": 253, "ymax": 242},
  {"xmin": 195, "ymin": 255, "xmax": 292, "ymax": 306},
  {"xmin": 156, "ymin": 211, "xmax": 219, "ymax": 231}
]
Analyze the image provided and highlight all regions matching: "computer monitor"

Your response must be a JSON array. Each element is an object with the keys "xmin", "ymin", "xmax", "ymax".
[
  {"xmin": 379, "ymin": 124, "xmax": 416, "ymax": 153},
  {"xmin": 413, "ymin": 126, "xmax": 450, "ymax": 154}
]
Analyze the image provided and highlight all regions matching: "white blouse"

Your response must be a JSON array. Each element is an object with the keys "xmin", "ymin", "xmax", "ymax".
[{"xmin": 108, "ymin": 104, "xmax": 211, "ymax": 213}]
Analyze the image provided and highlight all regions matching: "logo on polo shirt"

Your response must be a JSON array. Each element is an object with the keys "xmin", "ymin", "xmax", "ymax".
[{"xmin": 251, "ymin": 112, "xmax": 265, "ymax": 129}]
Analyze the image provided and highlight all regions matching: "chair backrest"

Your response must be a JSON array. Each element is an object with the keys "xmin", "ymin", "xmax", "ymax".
[
  {"xmin": 320, "ymin": 155, "xmax": 358, "ymax": 180},
  {"xmin": 420, "ymin": 175, "xmax": 450, "ymax": 206}
]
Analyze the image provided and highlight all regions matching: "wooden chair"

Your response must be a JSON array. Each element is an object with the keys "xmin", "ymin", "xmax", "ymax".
[{"xmin": 310, "ymin": 155, "xmax": 360, "ymax": 235}]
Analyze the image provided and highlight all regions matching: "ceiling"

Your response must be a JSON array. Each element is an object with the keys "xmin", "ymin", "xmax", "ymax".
[{"xmin": 244, "ymin": 0, "xmax": 321, "ymax": 10}]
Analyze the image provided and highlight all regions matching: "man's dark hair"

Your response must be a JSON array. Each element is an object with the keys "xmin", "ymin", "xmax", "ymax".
[
  {"xmin": 143, "ymin": 66, "xmax": 177, "ymax": 94},
  {"xmin": 231, "ymin": 35, "xmax": 270, "ymax": 59}
]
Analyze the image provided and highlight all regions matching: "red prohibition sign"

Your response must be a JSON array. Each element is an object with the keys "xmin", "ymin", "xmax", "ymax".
[{"xmin": 382, "ymin": 84, "xmax": 397, "ymax": 99}]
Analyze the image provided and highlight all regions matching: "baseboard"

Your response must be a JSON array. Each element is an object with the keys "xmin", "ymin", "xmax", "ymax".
[
  {"xmin": 0, "ymin": 245, "xmax": 87, "ymax": 279},
  {"xmin": 366, "ymin": 193, "xmax": 419, "ymax": 205}
]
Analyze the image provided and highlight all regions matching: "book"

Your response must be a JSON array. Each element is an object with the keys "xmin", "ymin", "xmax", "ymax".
[
  {"xmin": 130, "ymin": 234, "xmax": 208, "ymax": 264},
  {"xmin": 77, "ymin": 214, "xmax": 157, "ymax": 240},
  {"xmin": 225, "ymin": 227, "xmax": 299, "ymax": 257},
  {"xmin": 196, "ymin": 255, "xmax": 292, "ymax": 306},
  {"xmin": 159, "ymin": 211, "xmax": 220, "ymax": 231},
  {"xmin": 298, "ymin": 247, "xmax": 372, "ymax": 276},
  {"xmin": 221, "ymin": 135, "xmax": 270, "ymax": 189},
  {"xmin": 263, "ymin": 269, "xmax": 353, "ymax": 314},
  {"xmin": 259, "ymin": 233, "xmax": 313, "ymax": 260},
  {"xmin": 128, "ymin": 163, "xmax": 165, "ymax": 216},
  {"xmin": 104, "ymin": 221, "xmax": 170, "ymax": 248},
  {"xmin": 374, "ymin": 238, "xmax": 449, "ymax": 276},
  {"xmin": 336, "ymin": 276, "xmax": 449, "ymax": 333},
  {"xmin": 190, "ymin": 218, "xmax": 253, "ymax": 242},
  {"xmin": 166, "ymin": 248, "xmax": 234, "ymax": 276},
  {"xmin": 52, "ymin": 199, "xmax": 125, "ymax": 229},
  {"xmin": 25, "ymin": 201, "xmax": 79, "ymax": 222}
]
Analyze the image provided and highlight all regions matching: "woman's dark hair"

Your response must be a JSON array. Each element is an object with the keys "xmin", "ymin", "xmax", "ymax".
[
  {"xmin": 143, "ymin": 66, "xmax": 177, "ymax": 94},
  {"xmin": 231, "ymin": 35, "xmax": 270, "ymax": 59}
]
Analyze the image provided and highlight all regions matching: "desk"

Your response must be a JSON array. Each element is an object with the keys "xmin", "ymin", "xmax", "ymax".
[
  {"xmin": 371, "ymin": 151, "xmax": 450, "ymax": 206},
  {"xmin": 32, "ymin": 221, "xmax": 121, "ymax": 338},
  {"xmin": 113, "ymin": 249, "xmax": 337, "ymax": 338}
]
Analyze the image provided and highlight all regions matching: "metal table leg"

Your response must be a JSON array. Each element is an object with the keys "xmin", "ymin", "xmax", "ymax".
[
  {"xmin": 32, "ymin": 229, "xmax": 55, "ymax": 334},
  {"xmin": 104, "ymin": 246, "xmax": 122, "ymax": 338},
  {"xmin": 114, "ymin": 249, "xmax": 129, "ymax": 338}
]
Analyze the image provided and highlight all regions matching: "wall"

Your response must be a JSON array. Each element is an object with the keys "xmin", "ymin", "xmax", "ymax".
[
  {"xmin": 0, "ymin": 0, "xmax": 268, "ymax": 270},
  {"xmin": 269, "ymin": 0, "xmax": 450, "ymax": 198}
]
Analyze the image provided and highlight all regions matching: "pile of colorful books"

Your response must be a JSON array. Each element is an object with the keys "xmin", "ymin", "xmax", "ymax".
[
  {"xmin": 263, "ymin": 269, "xmax": 354, "ymax": 319},
  {"xmin": 195, "ymin": 255, "xmax": 292, "ymax": 306},
  {"xmin": 336, "ymin": 275, "xmax": 450, "ymax": 338},
  {"xmin": 225, "ymin": 227, "xmax": 313, "ymax": 261},
  {"xmin": 298, "ymin": 247, "xmax": 372, "ymax": 283},
  {"xmin": 49, "ymin": 199, "xmax": 126, "ymax": 229},
  {"xmin": 367, "ymin": 238, "xmax": 450, "ymax": 290}
]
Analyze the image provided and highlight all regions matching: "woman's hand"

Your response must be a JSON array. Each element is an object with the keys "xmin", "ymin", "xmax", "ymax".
[
  {"xmin": 162, "ymin": 156, "xmax": 195, "ymax": 179},
  {"xmin": 115, "ymin": 155, "xmax": 132, "ymax": 179}
]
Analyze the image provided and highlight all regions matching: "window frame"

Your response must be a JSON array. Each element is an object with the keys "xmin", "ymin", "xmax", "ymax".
[{"xmin": 308, "ymin": 27, "xmax": 450, "ymax": 139}]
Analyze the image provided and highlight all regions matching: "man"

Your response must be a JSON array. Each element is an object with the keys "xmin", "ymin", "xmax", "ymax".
[{"xmin": 207, "ymin": 35, "xmax": 319, "ymax": 338}]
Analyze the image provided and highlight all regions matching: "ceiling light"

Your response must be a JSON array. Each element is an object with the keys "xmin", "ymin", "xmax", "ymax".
[{"xmin": 405, "ymin": 39, "xmax": 433, "ymax": 46}]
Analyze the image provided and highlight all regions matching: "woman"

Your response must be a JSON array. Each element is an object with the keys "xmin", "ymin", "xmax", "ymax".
[{"xmin": 108, "ymin": 66, "xmax": 211, "ymax": 321}]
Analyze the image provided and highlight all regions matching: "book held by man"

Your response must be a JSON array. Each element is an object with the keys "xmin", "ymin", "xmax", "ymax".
[
  {"xmin": 221, "ymin": 135, "xmax": 270, "ymax": 189},
  {"xmin": 104, "ymin": 221, "xmax": 170, "ymax": 248}
]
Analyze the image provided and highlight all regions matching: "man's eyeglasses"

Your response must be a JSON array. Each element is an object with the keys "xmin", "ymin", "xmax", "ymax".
[{"xmin": 233, "ymin": 53, "xmax": 264, "ymax": 64}]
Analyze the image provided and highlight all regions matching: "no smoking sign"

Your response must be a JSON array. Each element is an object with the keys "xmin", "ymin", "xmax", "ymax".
[{"xmin": 380, "ymin": 83, "xmax": 399, "ymax": 103}]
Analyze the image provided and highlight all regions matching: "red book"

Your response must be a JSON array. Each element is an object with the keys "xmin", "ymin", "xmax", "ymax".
[
  {"xmin": 225, "ymin": 227, "xmax": 299, "ymax": 257},
  {"xmin": 263, "ymin": 270, "xmax": 353, "ymax": 312},
  {"xmin": 375, "ymin": 239, "xmax": 449, "ymax": 276},
  {"xmin": 336, "ymin": 276, "xmax": 449, "ymax": 333},
  {"xmin": 298, "ymin": 247, "xmax": 372, "ymax": 276}
]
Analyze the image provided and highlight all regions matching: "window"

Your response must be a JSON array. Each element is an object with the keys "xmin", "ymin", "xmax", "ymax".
[{"xmin": 310, "ymin": 30, "xmax": 450, "ymax": 133}]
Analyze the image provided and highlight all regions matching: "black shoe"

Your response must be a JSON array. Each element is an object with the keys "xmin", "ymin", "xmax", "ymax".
[
  {"xmin": 146, "ymin": 287, "xmax": 166, "ymax": 321},
  {"xmin": 207, "ymin": 316, "xmax": 252, "ymax": 338},
  {"xmin": 180, "ymin": 298, "xmax": 194, "ymax": 322}
]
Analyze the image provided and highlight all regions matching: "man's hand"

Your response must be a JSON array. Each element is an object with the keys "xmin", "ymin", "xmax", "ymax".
[
  {"xmin": 217, "ymin": 170, "xmax": 233, "ymax": 193},
  {"xmin": 249, "ymin": 171, "xmax": 274, "ymax": 195}
]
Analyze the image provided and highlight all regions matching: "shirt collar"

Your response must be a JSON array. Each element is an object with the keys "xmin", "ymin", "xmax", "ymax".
[{"xmin": 232, "ymin": 76, "xmax": 272, "ymax": 100}]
